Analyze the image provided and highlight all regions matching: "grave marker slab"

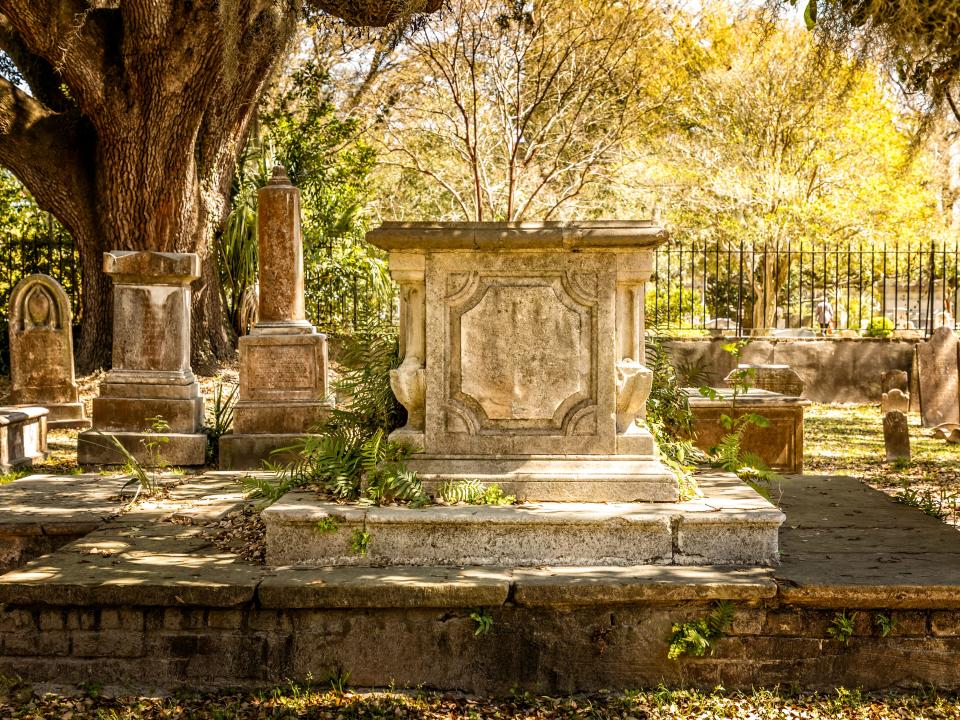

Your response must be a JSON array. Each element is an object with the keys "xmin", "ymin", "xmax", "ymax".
[
  {"xmin": 916, "ymin": 327, "xmax": 960, "ymax": 428},
  {"xmin": 883, "ymin": 411, "xmax": 910, "ymax": 462},
  {"xmin": 8, "ymin": 275, "xmax": 89, "ymax": 429},
  {"xmin": 881, "ymin": 389, "xmax": 910, "ymax": 415}
]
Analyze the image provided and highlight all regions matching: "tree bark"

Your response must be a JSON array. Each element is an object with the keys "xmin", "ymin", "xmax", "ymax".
[{"xmin": 0, "ymin": 0, "xmax": 441, "ymax": 373}]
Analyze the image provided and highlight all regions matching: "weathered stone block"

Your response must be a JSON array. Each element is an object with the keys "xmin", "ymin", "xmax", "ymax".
[
  {"xmin": 917, "ymin": 327, "xmax": 960, "ymax": 428},
  {"xmin": 0, "ymin": 406, "xmax": 48, "ymax": 472},
  {"xmin": 686, "ymin": 388, "xmax": 808, "ymax": 473},
  {"xmin": 78, "ymin": 251, "xmax": 206, "ymax": 466}
]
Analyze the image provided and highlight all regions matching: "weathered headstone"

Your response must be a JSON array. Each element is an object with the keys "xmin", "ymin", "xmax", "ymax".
[
  {"xmin": 7, "ymin": 275, "xmax": 89, "ymax": 429},
  {"xmin": 77, "ymin": 252, "xmax": 207, "ymax": 466},
  {"xmin": 219, "ymin": 167, "xmax": 330, "ymax": 469},
  {"xmin": 883, "ymin": 411, "xmax": 910, "ymax": 462},
  {"xmin": 881, "ymin": 389, "xmax": 910, "ymax": 415},
  {"xmin": 880, "ymin": 369, "xmax": 909, "ymax": 395},
  {"xmin": 916, "ymin": 327, "xmax": 960, "ymax": 428}
]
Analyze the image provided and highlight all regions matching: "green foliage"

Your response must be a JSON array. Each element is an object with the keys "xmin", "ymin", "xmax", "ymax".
[
  {"xmin": 864, "ymin": 316, "xmax": 895, "ymax": 338},
  {"xmin": 245, "ymin": 325, "xmax": 425, "ymax": 505},
  {"xmin": 645, "ymin": 285, "xmax": 705, "ymax": 329},
  {"xmin": 895, "ymin": 487, "xmax": 957, "ymax": 520},
  {"xmin": 470, "ymin": 609, "xmax": 494, "ymax": 636},
  {"xmin": 314, "ymin": 517, "xmax": 340, "ymax": 534},
  {"xmin": 85, "ymin": 430, "xmax": 158, "ymax": 501},
  {"xmin": 436, "ymin": 480, "xmax": 515, "ymax": 505},
  {"xmin": 141, "ymin": 416, "xmax": 171, "ymax": 471},
  {"xmin": 874, "ymin": 612, "xmax": 896, "ymax": 638},
  {"xmin": 350, "ymin": 529, "xmax": 370, "ymax": 556},
  {"xmin": 668, "ymin": 601, "xmax": 735, "ymax": 660},
  {"xmin": 827, "ymin": 611, "xmax": 858, "ymax": 645},
  {"xmin": 204, "ymin": 381, "xmax": 238, "ymax": 465},
  {"xmin": 645, "ymin": 335, "xmax": 694, "ymax": 439}
]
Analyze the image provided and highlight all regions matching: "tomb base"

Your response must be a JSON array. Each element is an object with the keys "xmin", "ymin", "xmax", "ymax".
[
  {"xmin": 407, "ymin": 455, "xmax": 679, "ymax": 502},
  {"xmin": 77, "ymin": 431, "xmax": 207, "ymax": 467},
  {"xmin": 218, "ymin": 329, "xmax": 330, "ymax": 469},
  {"xmin": 38, "ymin": 402, "xmax": 90, "ymax": 430},
  {"xmin": 219, "ymin": 432, "xmax": 324, "ymax": 470},
  {"xmin": 263, "ymin": 474, "xmax": 783, "ymax": 567}
]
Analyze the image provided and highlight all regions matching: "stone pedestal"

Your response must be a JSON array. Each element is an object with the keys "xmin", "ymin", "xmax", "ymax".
[
  {"xmin": 219, "ymin": 167, "xmax": 330, "ymax": 469},
  {"xmin": 8, "ymin": 275, "xmax": 89, "ymax": 429},
  {"xmin": 78, "ymin": 252, "xmax": 206, "ymax": 466},
  {"xmin": 367, "ymin": 221, "xmax": 678, "ymax": 502}
]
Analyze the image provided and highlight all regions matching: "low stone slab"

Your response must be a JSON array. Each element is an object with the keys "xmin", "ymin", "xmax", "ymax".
[
  {"xmin": 0, "ymin": 523, "xmax": 260, "ymax": 607},
  {"xmin": 511, "ymin": 566, "xmax": 777, "ymax": 606},
  {"xmin": 259, "ymin": 566, "xmax": 512, "ymax": 608},
  {"xmin": 78, "ymin": 431, "xmax": 207, "ymax": 467},
  {"xmin": 0, "ymin": 406, "xmax": 48, "ymax": 472},
  {"xmin": 262, "ymin": 474, "xmax": 783, "ymax": 568}
]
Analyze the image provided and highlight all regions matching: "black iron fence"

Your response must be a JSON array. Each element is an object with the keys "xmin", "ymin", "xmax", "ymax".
[
  {"xmin": 649, "ymin": 240, "xmax": 960, "ymax": 337},
  {"xmin": 0, "ymin": 219, "xmax": 81, "ymax": 322}
]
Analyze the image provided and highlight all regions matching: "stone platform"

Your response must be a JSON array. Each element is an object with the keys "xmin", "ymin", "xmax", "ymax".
[
  {"xmin": 1, "ymin": 472, "xmax": 960, "ymax": 693},
  {"xmin": 262, "ymin": 474, "xmax": 784, "ymax": 567}
]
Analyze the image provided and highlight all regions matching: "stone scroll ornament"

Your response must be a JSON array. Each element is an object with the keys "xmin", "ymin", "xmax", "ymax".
[{"xmin": 8, "ymin": 274, "xmax": 89, "ymax": 428}]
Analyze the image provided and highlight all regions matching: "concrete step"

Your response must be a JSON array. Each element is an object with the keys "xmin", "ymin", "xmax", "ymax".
[{"xmin": 262, "ymin": 474, "xmax": 784, "ymax": 568}]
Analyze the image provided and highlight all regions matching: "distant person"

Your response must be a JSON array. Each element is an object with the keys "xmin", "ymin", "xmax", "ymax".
[{"xmin": 814, "ymin": 298, "xmax": 834, "ymax": 335}]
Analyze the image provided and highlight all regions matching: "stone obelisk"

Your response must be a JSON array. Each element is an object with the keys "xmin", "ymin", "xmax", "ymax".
[{"xmin": 219, "ymin": 166, "xmax": 331, "ymax": 469}]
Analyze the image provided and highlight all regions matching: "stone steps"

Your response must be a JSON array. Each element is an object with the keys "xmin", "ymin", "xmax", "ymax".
[{"xmin": 262, "ymin": 474, "xmax": 784, "ymax": 568}]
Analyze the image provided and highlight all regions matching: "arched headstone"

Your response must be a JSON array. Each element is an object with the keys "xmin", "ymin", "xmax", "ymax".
[{"xmin": 8, "ymin": 274, "xmax": 89, "ymax": 428}]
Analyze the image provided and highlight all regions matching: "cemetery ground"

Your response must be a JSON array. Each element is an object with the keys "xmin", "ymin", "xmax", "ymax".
[{"xmin": 0, "ymin": 373, "xmax": 960, "ymax": 716}]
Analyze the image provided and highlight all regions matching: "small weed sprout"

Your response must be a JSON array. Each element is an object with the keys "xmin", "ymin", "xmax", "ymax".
[
  {"xmin": 326, "ymin": 667, "xmax": 350, "ymax": 695},
  {"xmin": 142, "ymin": 415, "xmax": 171, "ymax": 471},
  {"xmin": 350, "ymin": 529, "xmax": 370, "ymax": 556},
  {"xmin": 874, "ymin": 613, "xmax": 896, "ymax": 637},
  {"xmin": 437, "ymin": 480, "xmax": 515, "ymax": 505},
  {"xmin": 314, "ymin": 517, "xmax": 340, "ymax": 534},
  {"xmin": 827, "ymin": 610, "xmax": 858, "ymax": 644},
  {"xmin": 470, "ymin": 608, "xmax": 494, "ymax": 636}
]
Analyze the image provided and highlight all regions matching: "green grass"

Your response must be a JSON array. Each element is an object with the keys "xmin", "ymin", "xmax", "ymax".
[
  {"xmin": 1, "ymin": 683, "xmax": 960, "ymax": 719},
  {"xmin": 805, "ymin": 403, "xmax": 960, "ymax": 524}
]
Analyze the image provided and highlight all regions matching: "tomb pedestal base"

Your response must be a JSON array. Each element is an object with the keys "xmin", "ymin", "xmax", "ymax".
[{"xmin": 218, "ymin": 331, "xmax": 330, "ymax": 470}]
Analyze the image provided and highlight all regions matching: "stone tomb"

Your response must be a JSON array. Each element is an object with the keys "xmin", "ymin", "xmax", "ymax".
[
  {"xmin": 368, "ymin": 221, "xmax": 677, "ymax": 502},
  {"xmin": 916, "ymin": 327, "xmax": 960, "ymax": 428},
  {"xmin": 219, "ymin": 167, "xmax": 330, "ymax": 469},
  {"xmin": 0, "ymin": 406, "xmax": 47, "ymax": 472},
  {"xmin": 7, "ymin": 274, "xmax": 89, "ymax": 429},
  {"xmin": 78, "ymin": 252, "xmax": 206, "ymax": 466}
]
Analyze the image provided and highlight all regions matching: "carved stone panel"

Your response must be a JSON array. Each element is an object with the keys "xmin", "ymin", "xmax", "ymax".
[{"xmin": 426, "ymin": 252, "xmax": 616, "ymax": 455}]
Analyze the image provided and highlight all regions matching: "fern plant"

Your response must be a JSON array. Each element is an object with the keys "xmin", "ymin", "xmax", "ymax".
[
  {"xmin": 437, "ymin": 480, "xmax": 515, "ymax": 505},
  {"xmin": 668, "ymin": 600, "xmax": 735, "ymax": 660},
  {"xmin": 244, "ymin": 325, "xmax": 428, "ymax": 506}
]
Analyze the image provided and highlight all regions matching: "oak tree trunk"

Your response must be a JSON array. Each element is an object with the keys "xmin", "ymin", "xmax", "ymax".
[{"xmin": 0, "ymin": 0, "xmax": 441, "ymax": 374}]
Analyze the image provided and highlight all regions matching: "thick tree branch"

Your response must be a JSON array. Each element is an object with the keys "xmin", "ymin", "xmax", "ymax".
[
  {"xmin": 0, "ymin": 74, "xmax": 97, "ymax": 242},
  {"xmin": 307, "ymin": 0, "xmax": 443, "ymax": 27},
  {"xmin": 0, "ymin": 13, "xmax": 71, "ymax": 111}
]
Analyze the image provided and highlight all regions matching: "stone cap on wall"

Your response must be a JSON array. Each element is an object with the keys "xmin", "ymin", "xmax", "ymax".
[
  {"xmin": 367, "ymin": 221, "xmax": 668, "ymax": 252},
  {"xmin": 103, "ymin": 251, "xmax": 201, "ymax": 284},
  {"xmin": 0, "ymin": 406, "xmax": 49, "ymax": 425}
]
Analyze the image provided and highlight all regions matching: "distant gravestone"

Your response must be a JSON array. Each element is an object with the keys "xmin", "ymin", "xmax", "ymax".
[
  {"xmin": 880, "ymin": 370, "xmax": 909, "ymax": 395},
  {"xmin": 881, "ymin": 389, "xmax": 910, "ymax": 415},
  {"xmin": 8, "ymin": 275, "xmax": 89, "ymax": 429},
  {"xmin": 883, "ymin": 411, "xmax": 910, "ymax": 462},
  {"xmin": 725, "ymin": 364, "xmax": 804, "ymax": 397},
  {"xmin": 916, "ymin": 327, "xmax": 960, "ymax": 428}
]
